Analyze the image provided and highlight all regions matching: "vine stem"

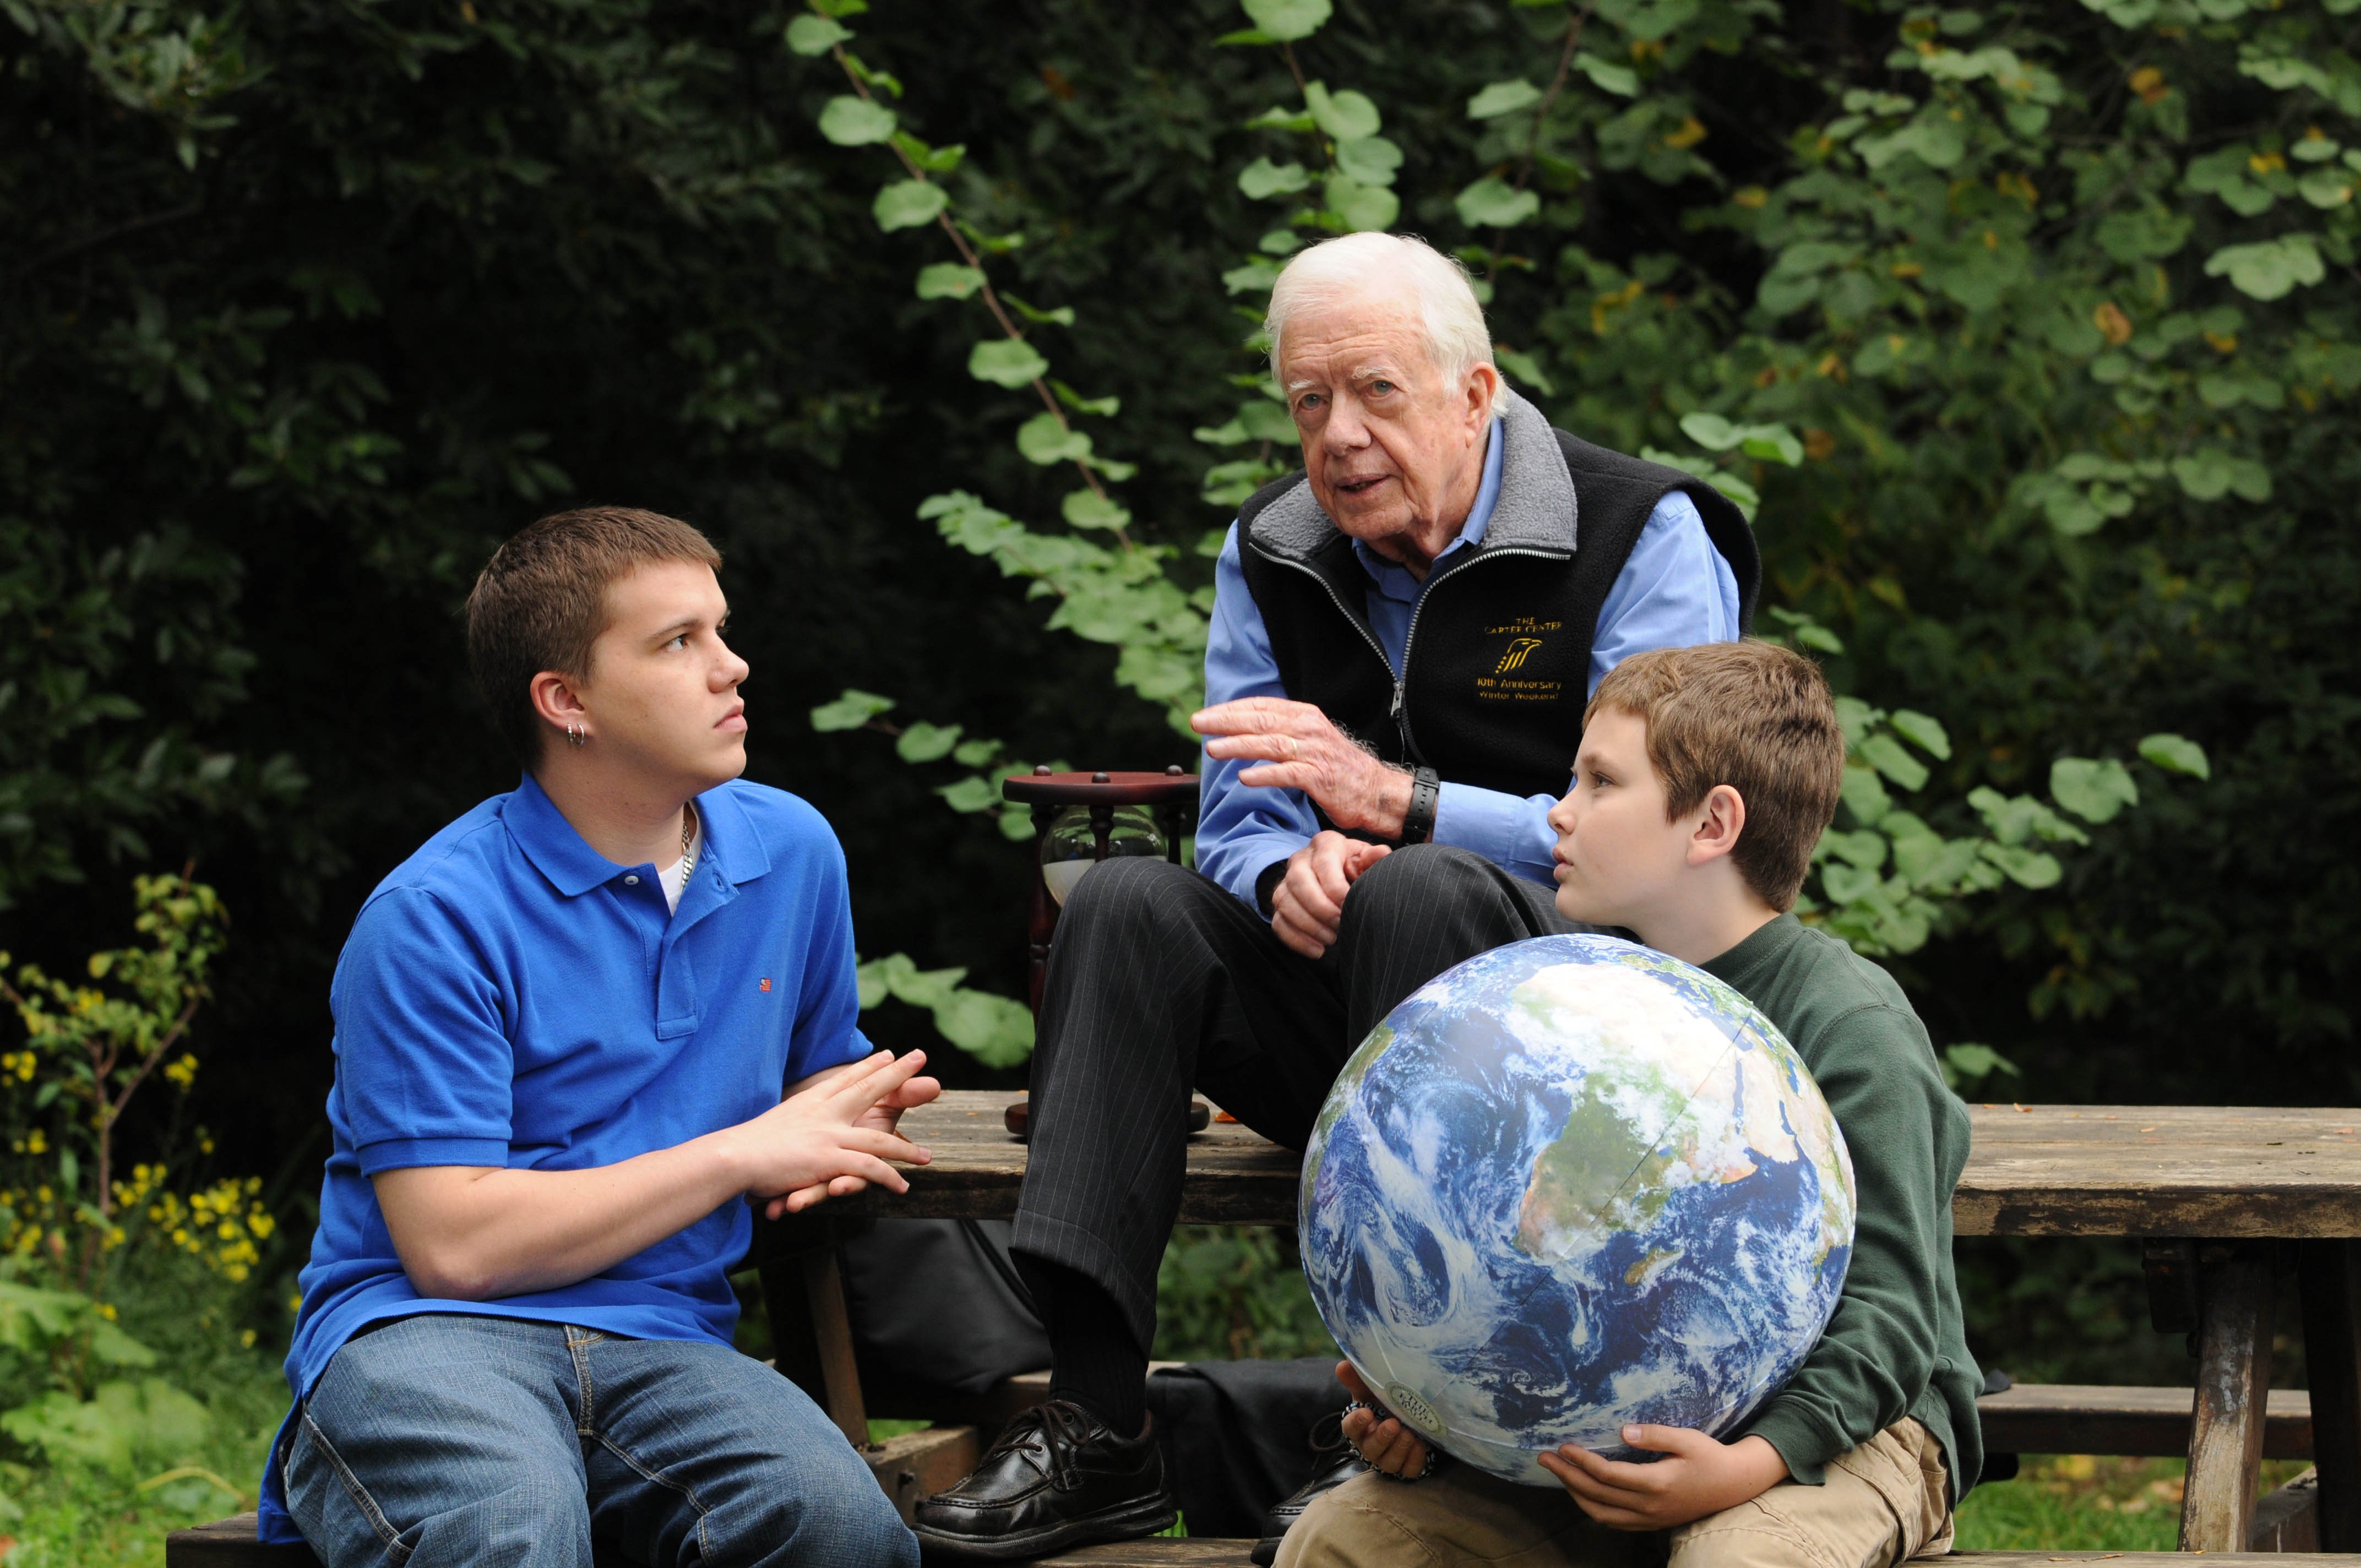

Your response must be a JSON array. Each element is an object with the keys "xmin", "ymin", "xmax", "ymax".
[
  {"xmin": 828, "ymin": 45, "xmax": 1125, "ymax": 531},
  {"xmin": 1277, "ymin": 43, "xmax": 1338, "ymax": 173},
  {"xmin": 1486, "ymin": 5, "xmax": 1591, "ymax": 284}
]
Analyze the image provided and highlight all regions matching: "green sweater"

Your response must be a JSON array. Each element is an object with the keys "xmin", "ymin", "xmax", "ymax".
[{"xmin": 1704, "ymin": 913, "xmax": 1983, "ymax": 1499}]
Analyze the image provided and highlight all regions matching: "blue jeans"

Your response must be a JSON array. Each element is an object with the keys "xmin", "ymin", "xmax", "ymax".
[{"xmin": 281, "ymin": 1314, "xmax": 918, "ymax": 1568}]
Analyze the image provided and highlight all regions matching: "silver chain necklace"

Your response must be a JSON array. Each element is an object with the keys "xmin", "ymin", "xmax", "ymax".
[{"xmin": 678, "ymin": 803, "xmax": 699, "ymax": 880}]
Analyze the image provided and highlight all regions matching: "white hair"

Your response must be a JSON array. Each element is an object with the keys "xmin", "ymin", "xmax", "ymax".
[{"xmin": 1265, "ymin": 232, "xmax": 1495, "ymax": 385}]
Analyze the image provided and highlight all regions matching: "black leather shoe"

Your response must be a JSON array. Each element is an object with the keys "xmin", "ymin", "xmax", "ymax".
[
  {"xmin": 1252, "ymin": 1410, "xmax": 1368, "ymax": 1566},
  {"xmin": 913, "ymin": 1400, "xmax": 1176, "ymax": 1561}
]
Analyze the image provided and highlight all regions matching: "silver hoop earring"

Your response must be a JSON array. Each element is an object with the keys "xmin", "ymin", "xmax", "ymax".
[{"xmin": 565, "ymin": 725, "xmax": 586, "ymax": 749}]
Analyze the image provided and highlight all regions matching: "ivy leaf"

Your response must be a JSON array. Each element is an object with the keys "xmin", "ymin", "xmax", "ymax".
[
  {"xmin": 2138, "ymin": 733, "xmax": 2212, "ymax": 778},
  {"xmin": 785, "ymin": 15, "xmax": 853, "ymax": 55},
  {"xmin": 1051, "ymin": 381, "xmax": 1120, "ymax": 417},
  {"xmin": 1859, "ymin": 732, "xmax": 1930, "ymax": 791},
  {"xmin": 2170, "ymin": 448, "xmax": 2272, "ymax": 503},
  {"xmin": 1573, "ymin": 54, "xmax": 1640, "ymax": 96},
  {"xmin": 891, "ymin": 132, "xmax": 965, "ymax": 173},
  {"xmin": 1819, "ymin": 829, "xmax": 1889, "ymax": 869},
  {"xmin": 2050, "ymin": 756, "xmax": 2140, "ymax": 823},
  {"xmin": 1062, "ymin": 489, "xmax": 1133, "ymax": 530},
  {"xmin": 1823, "ymin": 861, "xmax": 1884, "ymax": 904},
  {"xmin": 809, "ymin": 688, "xmax": 895, "ymax": 732},
  {"xmin": 936, "ymin": 775, "xmax": 999, "ymax": 812},
  {"xmin": 1856, "ymin": 118, "xmax": 1967, "ymax": 171},
  {"xmin": 1941, "ymin": 1043, "xmax": 2020, "ymax": 1087},
  {"xmin": 818, "ymin": 96, "xmax": 896, "ymax": 146},
  {"xmin": 1016, "ymin": 412, "xmax": 1092, "ymax": 464},
  {"xmin": 929, "ymin": 987, "xmax": 1035, "ymax": 1068},
  {"xmin": 952, "ymin": 738, "xmax": 1000, "ymax": 766},
  {"xmin": 1839, "ymin": 764, "xmax": 1892, "ymax": 825},
  {"xmin": 1303, "ymin": 81, "xmax": 1381, "ymax": 141},
  {"xmin": 2203, "ymin": 235, "xmax": 2326, "ymax": 301},
  {"xmin": 896, "ymin": 722, "xmax": 962, "ymax": 763},
  {"xmin": 1738, "ymin": 424, "xmax": 1804, "ymax": 466},
  {"xmin": 1334, "ymin": 135, "xmax": 1403, "ymax": 188},
  {"xmin": 1238, "ymin": 157, "xmax": 1312, "ymax": 200},
  {"xmin": 1467, "ymin": 80, "xmax": 1543, "ymax": 119},
  {"xmin": 1680, "ymin": 412, "xmax": 1743, "ymax": 450},
  {"xmin": 1223, "ymin": 258, "xmax": 1283, "ymax": 295},
  {"xmin": 1456, "ymin": 176, "xmax": 1539, "ymax": 230},
  {"xmin": 916, "ymin": 263, "xmax": 984, "ymax": 300},
  {"xmin": 1326, "ymin": 175, "xmax": 1399, "ymax": 233},
  {"xmin": 1980, "ymin": 842, "xmax": 2063, "ymax": 889},
  {"xmin": 1494, "ymin": 347, "xmax": 1554, "ymax": 393},
  {"xmin": 1241, "ymin": 0, "xmax": 1332, "ymax": 42},
  {"xmin": 1242, "ymin": 106, "xmax": 1318, "ymax": 133},
  {"xmin": 968, "ymin": 339, "xmax": 1049, "ymax": 388},
  {"xmin": 1888, "ymin": 709, "xmax": 1952, "ymax": 760},
  {"xmin": 872, "ymin": 179, "xmax": 948, "ymax": 231}
]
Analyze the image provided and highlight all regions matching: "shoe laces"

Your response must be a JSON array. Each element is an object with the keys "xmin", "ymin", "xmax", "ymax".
[{"xmin": 984, "ymin": 1399, "xmax": 1100, "ymax": 1493}]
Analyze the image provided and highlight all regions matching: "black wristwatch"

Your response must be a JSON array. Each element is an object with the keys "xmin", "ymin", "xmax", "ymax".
[{"xmin": 1400, "ymin": 766, "xmax": 1441, "ymax": 846}]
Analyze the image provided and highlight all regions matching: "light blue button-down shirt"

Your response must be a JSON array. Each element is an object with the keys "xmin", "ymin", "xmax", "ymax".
[{"xmin": 1198, "ymin": 418, "xmax": 1743, "ymax": 906}]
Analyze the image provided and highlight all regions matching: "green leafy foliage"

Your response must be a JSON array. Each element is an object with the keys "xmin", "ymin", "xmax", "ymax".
[{"xmin": 855, "ymin": 954, "xmax": 1033, "ymax": 1068}]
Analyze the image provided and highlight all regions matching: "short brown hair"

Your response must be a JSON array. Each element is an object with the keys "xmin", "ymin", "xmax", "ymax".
[
  {"xmin": 465, "ymin": 507, "xmax": 722, "ymax": 769},
  {"xmin": 1584, "ymin": 640, "xmax": 1846, "ymax": 911}
]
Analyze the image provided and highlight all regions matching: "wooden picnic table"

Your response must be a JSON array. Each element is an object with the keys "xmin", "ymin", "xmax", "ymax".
[{"xmin": 753, "ymin": 1096, "xmax": 2361, "ymax": 1555}]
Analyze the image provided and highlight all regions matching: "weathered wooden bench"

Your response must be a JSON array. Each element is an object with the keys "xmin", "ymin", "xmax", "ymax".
[
  {"xmin": 169, "ymin": 1100, "xmax": 2361, "ymax": 1564},
  {"xmin": 746, "ymin": 1097, "xmax": 2361, "ymax": 1556}
]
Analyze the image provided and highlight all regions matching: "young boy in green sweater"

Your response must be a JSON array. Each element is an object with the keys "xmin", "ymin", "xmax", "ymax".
[{"xmin": 1279, "ymin": 640, "xmax": 1983, "ymax": 1568}]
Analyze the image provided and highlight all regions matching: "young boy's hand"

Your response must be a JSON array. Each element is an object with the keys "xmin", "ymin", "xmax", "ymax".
[
  {"xmin": 1334, "ymin": 1361, "xmax": 1437, "ymax": 1480},
  {"xmin": 1539, "ymin": 1427, "xmax": 1788, "ymax": 1531}
]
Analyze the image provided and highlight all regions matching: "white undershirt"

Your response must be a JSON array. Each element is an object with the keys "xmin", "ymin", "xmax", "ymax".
[{"xmin": 658, "ymin": 809, "xmax": 704, "ymax": 914}]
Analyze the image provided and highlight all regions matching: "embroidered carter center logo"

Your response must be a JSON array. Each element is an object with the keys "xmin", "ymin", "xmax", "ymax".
[
  {"xmin": 1475, "ymin": 618, "xmax": 1568, "ymax": 704},
  {"xmin": 1494, "ymin": 637, "xmax": 1544, "ymax": 673}
]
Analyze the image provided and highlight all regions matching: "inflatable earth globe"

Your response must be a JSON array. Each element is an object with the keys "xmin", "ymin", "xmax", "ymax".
[{"xmin": 1300, "ymin": 933, "xmax": 1856, "ymax": 1485}]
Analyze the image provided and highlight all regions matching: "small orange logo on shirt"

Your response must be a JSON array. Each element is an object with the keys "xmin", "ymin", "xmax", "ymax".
[{"xmin": 759, "ymin": 978, "xmax": 771, "ymax": 992}]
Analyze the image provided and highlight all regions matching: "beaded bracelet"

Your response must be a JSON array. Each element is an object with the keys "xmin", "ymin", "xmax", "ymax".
[{"xmin": 1341, "ymin": 1400, "xmax": 1453, "ymax": 1483}]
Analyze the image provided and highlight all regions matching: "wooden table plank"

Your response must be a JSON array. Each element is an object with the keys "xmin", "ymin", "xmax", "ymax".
[{"xmin": 797, "ymin": 1095, "xmax": 2361, "ymax": 1237}]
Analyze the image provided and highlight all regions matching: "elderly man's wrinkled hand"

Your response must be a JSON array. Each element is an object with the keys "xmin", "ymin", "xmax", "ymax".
[
  {"xmin": 1271, "ymin": 831, "xmax": 1390, "ymax": 959},
  {"xmin": 1193, "ymin": 698, "xmax": 1412, "ymax": 836}
]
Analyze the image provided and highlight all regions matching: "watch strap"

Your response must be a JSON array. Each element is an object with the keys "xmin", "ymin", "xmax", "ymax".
[{"xmin": 1401, "ymin": 767, "xmax": 1441, "ymax": 846}]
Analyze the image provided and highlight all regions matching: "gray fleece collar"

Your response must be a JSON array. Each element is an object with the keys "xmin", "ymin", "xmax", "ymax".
[{"xmin": 1246, "ymin": 386, "xmax": 1576, "ymax": 562}]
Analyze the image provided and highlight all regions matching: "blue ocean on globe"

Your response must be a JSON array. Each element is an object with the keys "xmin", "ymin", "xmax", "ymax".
[{"xmin": 1299, "ymin": 933, "xmax": 1856, "ymax": 1485}]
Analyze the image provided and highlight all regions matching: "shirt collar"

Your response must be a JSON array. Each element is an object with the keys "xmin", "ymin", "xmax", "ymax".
[
  {"xmin": 502, "ymin": 774, "xmax": 771, "ymax": 899},
  {"xmin": 1352, "ymin": 413, "xmax": 1506, "ymax": 594}
]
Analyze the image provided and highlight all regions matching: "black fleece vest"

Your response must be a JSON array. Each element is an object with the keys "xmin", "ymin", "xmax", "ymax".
[{"xmin": 1237, "ymin": 412, "xmax": 1760, "ymax": 804}]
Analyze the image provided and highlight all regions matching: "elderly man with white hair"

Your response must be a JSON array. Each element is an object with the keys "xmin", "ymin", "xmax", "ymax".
[{"xmin": 914, "ymin": 233, "xmax": 1756, "ymax": 1563}]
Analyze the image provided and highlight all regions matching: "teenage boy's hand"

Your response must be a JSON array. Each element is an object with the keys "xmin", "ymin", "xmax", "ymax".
[
  {"xmin": 1335, "ymin": 1360, "xmax": 1437, "ymax": 1480},
  {"xmin": 1266, "ymin": 832, "xmax": 1391, "ymax": 959},
  {"xmin": 1539, "ymin": 1427, "xmax": 1789, "ymax": 1530},
  {"xmin": 741, "ymin": 1049, "xmax": 939, "ymax": 1219}
]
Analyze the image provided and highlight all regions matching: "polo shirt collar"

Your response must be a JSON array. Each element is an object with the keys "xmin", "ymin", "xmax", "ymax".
[{"xmin": 503, "ymin": 774, "xmax": 771, "ymax": 899}]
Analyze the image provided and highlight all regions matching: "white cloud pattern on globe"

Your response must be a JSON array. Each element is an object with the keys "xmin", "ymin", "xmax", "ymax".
[{"xmin": 1299, "ymin": 933, "xmax": 1856, "ymax": 1485}]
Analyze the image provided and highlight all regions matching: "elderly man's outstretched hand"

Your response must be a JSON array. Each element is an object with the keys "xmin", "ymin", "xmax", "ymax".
[
  {"xmin": 1271, "ymin": 831, "xmax": 1390, "ymax": 959},
  {"xmin": 1194, "ymin": 698, "xmax": 1412, "ymax": 836}
]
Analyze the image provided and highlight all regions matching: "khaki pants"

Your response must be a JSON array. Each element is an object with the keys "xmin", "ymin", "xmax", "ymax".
[{"xmin": 1274, "ymin": 1419, "xmax": 1954, "ymax": 1568}]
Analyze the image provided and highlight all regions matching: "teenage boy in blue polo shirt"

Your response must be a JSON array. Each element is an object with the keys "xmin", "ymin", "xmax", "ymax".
[{"xmin": 262, "ymin": 508, "xmax": 933, "ymax": 1568}]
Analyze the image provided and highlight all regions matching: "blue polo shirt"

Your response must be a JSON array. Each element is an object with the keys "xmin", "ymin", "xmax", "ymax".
[{"xmin": 259, "ymin": 774, "xmax": 873, "ymax": 1543}]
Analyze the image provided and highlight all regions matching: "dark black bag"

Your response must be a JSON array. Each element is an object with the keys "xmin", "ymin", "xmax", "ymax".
[
  {"xmin": 1146, "ymin": 1358, "xmax": 1346, "ymax": 1538},
  {"xmin": 839, "ymin": 1218, "xmax": 1053, "ymax": 1406}
]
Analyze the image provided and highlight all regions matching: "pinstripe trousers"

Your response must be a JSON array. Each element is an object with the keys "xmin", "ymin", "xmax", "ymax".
[{"xmin": 1010, "ymin": 843, "xmax": 1580, "ymax": 1354}]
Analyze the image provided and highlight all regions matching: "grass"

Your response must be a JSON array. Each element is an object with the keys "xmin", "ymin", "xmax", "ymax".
[{"xmin": 1953, "ymin": 1454, "xmax": 2313, "ymax": 1551}]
